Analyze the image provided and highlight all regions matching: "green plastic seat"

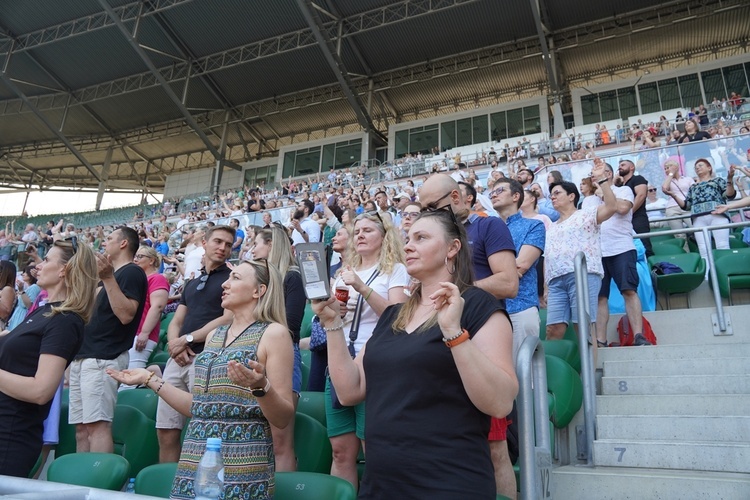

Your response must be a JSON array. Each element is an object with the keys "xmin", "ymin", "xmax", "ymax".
[
  {"xmin": 541, "ymin": 339, "xmax": 580, "ymax": 373},
  {"xmin": 297, "ymin": 391, "xmax": 326, "ymax": 426},
  {"xmin": 300, "ymin": 302, "xmax": 314, "ymax": 340},
  {"xmin": 545, "ymin": 355, "xmax": 583, "ymax": 429},
  {"xmin": 275, "ymin": 471, "xmax": 356, "ymax": 499},
  {"xmin": 299, "ymin": 348, "xmax": 311, "ymax": 368},
  {"xmin": 135, "ymin": 462, "xmax": 178, "ymax": 498},
  {"xmin": 117, "ymin": 388, "xmax": 159, "ymax": 421},
  {"xmin": 300, "ymin": 359, "xmax": 310, "ymax": 393},
  {"xmin": 647, "ymin": 231, "xmax": 678, "ymax": 243},
  {"xmin": 294, "ymin": 412, "xmax": 332, "ymax": 474},
  {"xmin": 647, "ymin": 253, "xmax": 706, "ymax": 308},
  {"xmin": 714, "ymin": 252, "xmax": 750, "ymax": 304},
  {"xmin": 56, "ymin": 399, "xmax": 77, "ymax": 458},
  {"xmin": 28, "ymin": 453, "xmax": 44, "ymax": 478},
  {"xmin": 651, "ymin": 240, "xmax": 687, "ymax": 255},
  {"xmin": 150, "ymin": 351, "xmax": 171, "ymax": 365},
  {"xmin": 159, "ymin": 312, "xmax": 175, "ymax": 337},
  {"xmin": 47, "ymin": 452, "xmax": 130, "ymax": 491},
  {"xmin": 112, "ymin": 404, "xmax": 160, "ymax": 476},
  {"xmin": 539, "ymin": 308, "xmax": 578, "ymax": 343}
]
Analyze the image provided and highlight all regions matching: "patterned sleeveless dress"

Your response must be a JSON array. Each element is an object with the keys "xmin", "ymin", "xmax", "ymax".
[{"xmin": 171, "ymin": 322, "xmax": 274, "ymax": 500}]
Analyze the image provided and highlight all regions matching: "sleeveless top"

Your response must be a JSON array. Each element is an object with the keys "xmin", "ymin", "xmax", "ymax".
[
  {"xmin": 171, "ymin": 322, "xmax": 274, "ymax": 500},
  {"xmin": 359, "ymin": 287, "xmax": 506, "ymax": 499}
]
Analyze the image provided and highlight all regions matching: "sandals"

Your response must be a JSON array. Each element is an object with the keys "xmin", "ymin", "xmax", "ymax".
[{"xmin": 596, "ymin": 340, "xmax": 608, "ymax": 348}]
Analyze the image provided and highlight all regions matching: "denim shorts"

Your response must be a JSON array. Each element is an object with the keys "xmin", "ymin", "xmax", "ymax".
[
  {"xmin": 546, "ymin": 272, "xmax": 601, "ymax": 326},
  {"xmin": 292, "ymin": 343, "xmax": 302, "ymax": 394},
  {"xmin": 600, "ymin": 250, "xmax": 639, "ymax": 297}
]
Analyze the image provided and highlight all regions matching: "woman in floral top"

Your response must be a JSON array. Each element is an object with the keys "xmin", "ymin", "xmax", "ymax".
[{"xmin": 664, "ymin": 158, "xmax": 736, "ymax": 270}]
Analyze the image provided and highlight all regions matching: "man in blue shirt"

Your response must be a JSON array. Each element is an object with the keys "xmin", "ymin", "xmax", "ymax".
[
  {"xmin": 530, "ymin": 182, "xmax": 560, "ymax": 222},
  {"xmin": 490, "ymin": 178, "xmax": 546, "ymax": 362},
  {"xmin": 229, "ymin": 218, "xmax": 244, "ymax": 260}
]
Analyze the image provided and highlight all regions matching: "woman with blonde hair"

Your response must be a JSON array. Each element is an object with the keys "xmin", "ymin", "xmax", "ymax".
[
  {"xmin": 109, "ymin": 259, "xmax": 295, "ymax": 499},
  {"xmin": 0, "ymin": 238, "xmax": 98, "ymax": 477},
  {"xmin": 326, "ymin": 211, "xmax": 409, "ymax": 488},
  {"xmin": 251, "ymin": 225, "xmax": 305, "ymax": 471},
  {"xmin": 661, "ymin": 155, "xmax": 694, "ymax": 237},
  {"xmin": 121, "ymin": 245, "xmax": 169, "ymax": 385}
]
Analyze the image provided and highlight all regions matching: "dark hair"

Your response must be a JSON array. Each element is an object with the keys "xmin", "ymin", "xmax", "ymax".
[
  {"xmin": 0, "ymin": 261, "xmax": 16, "ymax": 289},
  {"xmin": 549, "ymin": 181, "xmax": 580, "ymax": 208},
  {"xmin": 117, "ymin": 226, "xmax": 140, "ymax": 257},
  {"xmin": 518, "ymin": 168, "xmax": 535, "ymax": 182},
  {"xmin": 23, "ymin": 264, "xmax": 38, "ymax": 285},
  {"xmin": 494, "ymin": 178, "xmax": 525, "ymax": 209},
  {"xmin": 547, "ymin": 170, "xmax": 563, "ymax": 185},
  {"xmin": 329, "ymin": 204, "xmax": 344, "ymax": 223},
  {"xmin": 205, "ymin": 224, "xmax": 236, "ymax": 242},
  {"xmin": 458, "ymin": 181, "xmax": 477, "ymax": 204},
  {"xmin": 300, "ymin": 199, "xmax": 314, "ymax": 215}
]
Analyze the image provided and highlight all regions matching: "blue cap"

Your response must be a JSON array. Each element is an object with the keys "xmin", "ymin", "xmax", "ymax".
[{"xmin": 206, "ymin": 437, "xmax": 222, "ymax": 450}]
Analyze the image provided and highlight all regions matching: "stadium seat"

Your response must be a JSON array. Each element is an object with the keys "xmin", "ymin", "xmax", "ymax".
[
  {"xmin": 47, "ymin": 452, "xmax": 130, "ymax": 491},
  {"xmin": 300, "ymin": 302, "xmax": 314, "ymax": 339},
  {"xmin": 299, "ymin": 348, "xmax": 311, "ymax": 368},
  {"xmin": 275, "ymin": 471, "xmax": 356, "ymax": 500},
  {"xmin": 539, "ymin": 308, "xmax": 578, "ymax": 343},
  {"xmin": 135, "ymin": 462, "xmax": 178, "ymax": 498},
  {"xmin": 300, "ymin": 358, "xmax": 310, "ymax": 393},
  {"xmin": 56, "ymin": 399, "xmax": 77, "ymax": 458},
  {"xmin": 541, "ymin": 339, "xmax": 580, "ymax": 373},
  {"xmin": 545, "ymin": 355, "xmax": 583, "ymax": 429},
  {"xmin": 112, "ymin": 404, "xmax": 160, "ymax": 476},
  {"xmin": 297, "ymin": 391, "xmax": 326, "ymax": 426},
  {"xmin": 117, "ymin": 387, "xmax": 159, "ymax": 421},
  {"xmin": 294, "ymin": 412, "xmax": 332, "ymax": 474},
  {"xmin": 651, "ymin": 240, "xmax": 687, "ymax": 255},
  {"xmin": 647, "ymin": 253, "xmax": 706, "ymax": 308},
  {"xmin": 714, "ymin": 252, "xmax": 750, "ymax": 305}
]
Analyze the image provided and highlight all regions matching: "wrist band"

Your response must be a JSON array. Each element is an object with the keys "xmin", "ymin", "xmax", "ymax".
[
  {"xmin": 597, "ymin": 178, "xmax": 609, "ymax": 185},
  {"xmin": 144, "ymin": 371, "xmax": 155, "ymax": 387},
  {"xmin": 443, "ymin": 328, "xmax": 470, "ymax": 348},
  {"xmin": 156, "ymin": 380, "xmax": 165, "ymax": 393},
  {"xmin": 324, "ymin": 321, "xmax": 345, "ymax": 332},
  {"xmin": 364, "ymin": 287, "xmax": 373, "ymax": 301}
]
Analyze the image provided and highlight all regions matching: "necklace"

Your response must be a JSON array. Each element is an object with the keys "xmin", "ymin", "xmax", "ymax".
[{"xmin": 224, "ymin": 321, "xmax": 256, "ymax": 347}]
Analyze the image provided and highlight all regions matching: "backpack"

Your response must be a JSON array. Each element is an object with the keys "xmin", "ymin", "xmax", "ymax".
[
  {"xmin": 617, "ymin": 316, "xmax": 657, "ymax": 347},
  {"xmin": 652, "ymin": 261, "xmax": 684, "ymax": 275}
]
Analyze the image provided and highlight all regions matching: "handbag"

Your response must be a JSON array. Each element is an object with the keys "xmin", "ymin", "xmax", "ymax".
[{"xmin": 329, "ymin": 268, "xmax": 380, "ymax": 408}]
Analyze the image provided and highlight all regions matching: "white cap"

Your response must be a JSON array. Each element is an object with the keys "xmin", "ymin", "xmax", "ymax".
[{"xmin": 393, "ymin": 191, "xmax": 410, "ymax": 201}]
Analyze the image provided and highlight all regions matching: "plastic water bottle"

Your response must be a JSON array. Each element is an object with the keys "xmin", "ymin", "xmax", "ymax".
[
  {"xmin": 194, "ymin": 437, "xmax": 224, "ymax": 500},
  {"xmin": 124, "ymin": 477, "xmax": 136, "ymax": 493}
]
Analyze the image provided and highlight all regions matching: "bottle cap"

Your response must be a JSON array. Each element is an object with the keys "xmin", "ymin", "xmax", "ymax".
[{"xmin": 206, "ymin": 437, "xmax": 222, "ymax": 450}]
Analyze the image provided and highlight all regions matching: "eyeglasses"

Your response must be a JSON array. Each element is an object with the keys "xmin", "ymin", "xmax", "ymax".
[
  {"xmin": 488, "ymin": 186, "xmax": 508, "ymax": 198},
  {"xmin": 422, "ymin": 191, "xmax": 453, "ymax": 212},
  {"xmin": 196, "ymin": 273, "xmax": 210, "ymax": 291},
  {"xmin": 401, "ymin": 211, "xmax": 420, "ymax": 220},
  {"xmin": 134, "ymin": 254, "xmax": 149, "ymax": 259},
  {"xmin": 648, "ymin": 188, "xmax": 657, "ymax": 192},
  {"xmin": 62, "ymin": 236, "xmax": 78, "ymax": 254},
  {"xmin": 549, "ymin": 189, "xmax": 567, "ymax": 198}
]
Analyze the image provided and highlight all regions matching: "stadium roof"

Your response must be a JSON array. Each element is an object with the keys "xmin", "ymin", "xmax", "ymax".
[{"xmin": 0, "ymin": 0, "xmax": 747, "ymax": 195}]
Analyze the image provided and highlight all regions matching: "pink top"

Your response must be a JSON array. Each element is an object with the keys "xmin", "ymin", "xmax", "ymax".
[{"xmin": 137, "ymin": 273, "xmax": 170, "ymax": 342}]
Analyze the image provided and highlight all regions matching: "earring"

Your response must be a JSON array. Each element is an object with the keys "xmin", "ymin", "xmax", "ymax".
[{"xmin": 444, "ymin": 256, "xmax": 455, "ymax": 275}]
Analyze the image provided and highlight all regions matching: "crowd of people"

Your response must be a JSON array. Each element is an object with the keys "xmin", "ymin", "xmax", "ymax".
[{"xmin": 0, "ymin": 111, "xmax": 749, "ymax": 498}]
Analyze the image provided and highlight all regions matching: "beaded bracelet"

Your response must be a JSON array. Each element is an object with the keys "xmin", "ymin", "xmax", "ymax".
[
  {"xmin": 155, "ymin": 380, "xmax": 165, "ymax": 393},
  {"xmin": 324, "ymin": 321, "xmax": 345, "ymax": 332},
  {"xmin": 144, "ymin": 371, "xmax": 155, "ymax": 387}
]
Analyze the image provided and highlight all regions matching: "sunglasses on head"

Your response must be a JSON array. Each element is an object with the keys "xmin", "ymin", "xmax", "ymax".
[
  {"xmin": 356, "ymin": 210, "xmax": 385, "ymax": 227},
  {"xmin": 420, "ymin": 203, "xmax": 461, "ymax": 233}
]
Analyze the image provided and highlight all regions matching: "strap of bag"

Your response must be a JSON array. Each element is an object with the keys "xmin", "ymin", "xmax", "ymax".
[{"xmin": 347, "ymin": 268, "xmax": 380, "ymax": 357}]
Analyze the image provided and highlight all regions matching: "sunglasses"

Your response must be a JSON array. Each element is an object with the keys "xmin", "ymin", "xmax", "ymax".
[
  {"xmin": 252, "ymin": 258, "xmax": 271, "ymax": 285},
  {"xmin": 195, "ymin": 273, "xmax": 210, "ymax": 291},
  {"xmin": 420, "ymin": 203, "xmax": 462, "ymax": 233},
  {"xmin": 648, "ymin": 188, "xmax": 657, "ymax": 192},
  {"xmin": 356, "ymin": 210, "xmax": 385, "ymax": 227},
  {"xmin": 61, "ymin": 236, "xmax": 78, "ymax": 254},
  {"xmin": 422, "ymin": 191, "xmax": 453, "ymax": 212}
]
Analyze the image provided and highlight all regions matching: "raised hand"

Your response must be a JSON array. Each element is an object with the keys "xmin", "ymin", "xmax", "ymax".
[
  {"xmin": 429, "ymin": 282, "xmax": 464, "ymax": 337},
  {"xmin": 106, "ymin": 368, "xmax": 151, "ymax": 386}
]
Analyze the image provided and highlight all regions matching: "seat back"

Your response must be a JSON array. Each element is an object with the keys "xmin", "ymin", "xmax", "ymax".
[
  {"xmin": 715, "ymin": 252, "xmax": 750, "ymax": 298},
  {"xmin": 56, "ymin": 399, "xmax": 77, "ymax": 458},
  {"xmin": 116, "ymin": 388, "xmax": 159, "ymax": 421},
  {"xmin": 135, "ymin": 462, "xmax": 178, "ymax": 498},
  {"xmin": 545, "ymin": 355, "xmax": 583, "ymax": 429},
  {"xmin": 299, "ymin": 302, "xmax": 314, "ymax": 339},
  {"xmin": 112, "ymin": 404, "xmax": 160, "ymax": 476},
  {"xmin": 275, "ymin": 471, "xmax": 356, "ymax": 500},
  {"xmin": 297, "ymin": 391, "xmax": 326, "ymax": 426},
  {"xmin": 294, "ymin": 412, "xmax": 332, "ymax": 474},
  {"xmin": 47, "ymin": 452, "xmax": 130, "ymax": 491}
]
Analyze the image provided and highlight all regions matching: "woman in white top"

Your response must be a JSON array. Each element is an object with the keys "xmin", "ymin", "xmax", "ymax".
[
  {"xmin": 328, "ymin": 211, "xmax": 409, "ymax": 489},
  {"xmin": 660, "ymin": 156, "xmax": 695, "ymax": 236}
]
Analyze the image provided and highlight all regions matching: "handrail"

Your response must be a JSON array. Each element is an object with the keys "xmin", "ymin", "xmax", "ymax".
[
  {"xmin": 574, "ymin": 252, "xmax": 597, "ymax": 466},
  {"xmin": 635, "ymin": 219, "xmax": 750, "ymax": 333},
  {"xmin": 516, "ymin": 335, "xmax": 552, "ymax": 500}
]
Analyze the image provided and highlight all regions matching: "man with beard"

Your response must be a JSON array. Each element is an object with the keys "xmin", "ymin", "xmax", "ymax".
[
  {"xmin": 290, "ymin": 199, "xmax": 321, "ymax": 247},
  {"xmin": 617, "ymin": 159, "xmax": 652, "ymax": 257}
]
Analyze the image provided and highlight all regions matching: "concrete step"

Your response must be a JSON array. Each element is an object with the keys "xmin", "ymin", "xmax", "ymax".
[
  {"xmin": 597, "ymin": 415, "xmax": 750, "ymax": 442},
  {"xmin": 597, "ymin": 394, "xmax": 750, "ymax": 416},
  {"xmin": 601, "ymin": 374, "xmax": 750, "ymax": 395},
  {"xmin": 552, "ymin": 465, "xmax": 750, "ymax": 500},
  {"xmin": 593, "ymin": 439, "xmax": 750, "ymax": 473},
  {"xmin": 597, "ymin": 343, "xmax": 750, "ymax": 369},
  {"xmin": 603, "ymin": 357, "xmax": 750, "ymax": 377}
]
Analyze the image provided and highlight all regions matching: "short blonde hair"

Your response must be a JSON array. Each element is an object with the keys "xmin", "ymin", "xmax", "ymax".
[{"xmin": 137, "ymin": 245, "xmax": 161, "ymax": 268}]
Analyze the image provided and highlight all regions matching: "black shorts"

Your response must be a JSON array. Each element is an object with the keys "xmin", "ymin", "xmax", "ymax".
[{"xmin": 600, "ymin": 249, "xmax": 639, "ymax": 297}]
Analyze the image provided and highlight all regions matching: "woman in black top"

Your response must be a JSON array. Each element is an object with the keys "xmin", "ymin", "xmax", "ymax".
[
  {"xmin": 680, "ymin": 119, "xmax": 711, "ymax": 143},
  {"xmin": 312, "ymin": 210, "xmax": 517, "ymax": 499},
  {"xmin": 0, "ymin": 238, "xmax": 98, "ymax": 477}
]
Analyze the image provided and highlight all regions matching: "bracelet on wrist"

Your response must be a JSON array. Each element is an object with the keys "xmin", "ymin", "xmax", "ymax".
[
  {"xmin": 443, "ymin": 328, "xmax": 470, "ymax": 348},
  {"xmin": 144, "ymin": 371, "xmax": 155, "ymax": 387},
  {"xmin": 364, "ymin": 287, "xmax": 373, "ymax": 301},
  {"xmin": 324, "ymin": 321, "xmax": 345, "ymax": 332},
  {"xmin": 597, "ymin": 178, "xmax": 609, "ymax": 185},
  {"xmin": 155, "ymin": 380, "xmax": 165, "ymax": 393}
]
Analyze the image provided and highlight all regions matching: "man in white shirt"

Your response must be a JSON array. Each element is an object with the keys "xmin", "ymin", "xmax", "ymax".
[
  {"xmin": 21, "ymin": 224, "xmax": 38, "ymax": 243},
  {"xmin": 595, "ymin": 164, "xmax": 649, "ymax": 347},
  {"xmin": 290, "ymin": 199, "xmax": 321, "ymax": 246}
]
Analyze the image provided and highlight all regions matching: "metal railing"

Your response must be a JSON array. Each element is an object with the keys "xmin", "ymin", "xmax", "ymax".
[
  {"xmin": 0, "ymin": 475, "xmax": 162, "ymax": 499},
  {"xmin": 515, "ymin": 336, "xmax": 552, "ymax": 500},
  {"xmin": 574, "ymin": 252, "xmax": 598, "ymax": 467}
]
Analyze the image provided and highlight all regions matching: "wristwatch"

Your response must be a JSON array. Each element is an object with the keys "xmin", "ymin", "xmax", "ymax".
[
  {"xmin": 251, "ymin": 378, "xmax": 271, "ymax": 397},
  {"xmin": 597, "ymin": 178, "xmax": 609, "ymax": 185},
  {"xmin": 184, "ymin": 334, "xmax": 194, "ymax": 344}
]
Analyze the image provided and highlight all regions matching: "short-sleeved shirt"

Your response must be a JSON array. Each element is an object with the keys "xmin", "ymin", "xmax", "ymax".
[
  {"xmin": 505, "ymin": 213, "xmax": 545, "ymax": 314},
  {"xmin": 600, "ymin": 186, "xmax": 635, "ymax": 257},
  {"xmin": 179, "ymin": 263, "xmax": 231, "ymax": 354},
  {"xmin": 233, "ymin": 229, "xmax": 245, "ymax": 251},
  {"xmin": 0, "ymin": 304, "xmax": 84, "ymax": 472},
  {"xmin": 624, "ymin": 174, "xmax": 649, "ymax": 223},
  {"xmin": 665, "ymin": 176, "xmax": 695, "ymax": 208},
  {"xmin": 77, "ymin": 263, "xmax": 147, "ymax": 360},
  {"xmin": 545, "ymin": 207, "xmax": 604, "ymax": 283},
  {"xmin": 684, "ymin": 177, "xmax": 729, "ymax": 217},
  {"xmin": 464, "ymin": 214, "xmax": 516, "ymax": 282},
  {"xmin": 138, "ymin": 273, "xmax": 170, "ymax": 342}
]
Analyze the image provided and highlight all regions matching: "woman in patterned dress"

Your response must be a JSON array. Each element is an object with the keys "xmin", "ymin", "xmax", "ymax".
[{"xmin": 108, "ymin": 259, "xmax": 294, "ymax": 499}]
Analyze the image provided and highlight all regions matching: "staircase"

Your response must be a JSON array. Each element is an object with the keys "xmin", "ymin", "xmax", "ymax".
[{"xmin": 551, "ymin": 305, "xmax": 750, "ymax": 499}]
